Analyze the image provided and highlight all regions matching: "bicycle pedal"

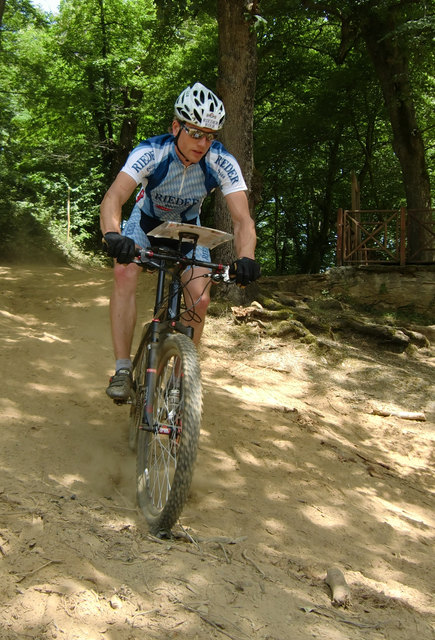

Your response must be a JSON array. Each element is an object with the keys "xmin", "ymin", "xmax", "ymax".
[{"xmin": 113, "ymin": 398, "xmax": 133, "ymax": 406}]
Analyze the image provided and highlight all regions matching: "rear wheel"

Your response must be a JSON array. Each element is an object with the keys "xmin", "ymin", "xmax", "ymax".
[{"xmin": 136, "ymin": 333, "xmax": 202, "ymax": 537}]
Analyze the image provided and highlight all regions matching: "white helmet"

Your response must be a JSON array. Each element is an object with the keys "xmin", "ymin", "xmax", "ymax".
[{"xmin": 174, "ymin": 82, "xmax": 226, "ymax": 130}]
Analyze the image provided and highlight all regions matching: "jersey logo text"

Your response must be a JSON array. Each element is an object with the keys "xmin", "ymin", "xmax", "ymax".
[
  {"xmin": 131, "ymin": 150, "xmax": 155, "ymax": 173},
  {"xmin": 215, "ymin": 155, "xmax": 240, "ymax": 185}
]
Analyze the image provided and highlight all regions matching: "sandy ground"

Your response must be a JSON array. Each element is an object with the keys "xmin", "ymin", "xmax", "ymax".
[{"xmin": 0, "ymin": 263, "xmax": 434, "ymax": 640}]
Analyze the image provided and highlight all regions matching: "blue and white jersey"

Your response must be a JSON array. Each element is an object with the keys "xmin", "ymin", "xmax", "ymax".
[{"xmin": 121, "ymin": 134, "xmax": 247, "ymax": 226}]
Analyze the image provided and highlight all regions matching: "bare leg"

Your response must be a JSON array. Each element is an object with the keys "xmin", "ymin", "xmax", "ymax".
[
  {"xmin": 181, "ymin": 267, "xmax": 211, "ymax": 345},
  {"xmin": 110, "ymin": 261, "xmax": 141, "ymax": 360}
]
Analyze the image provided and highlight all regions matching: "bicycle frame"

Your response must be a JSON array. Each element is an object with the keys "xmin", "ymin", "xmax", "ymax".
[{"xmin": 132, "ymin": 231, "xmax": 230, "ymax": 433}]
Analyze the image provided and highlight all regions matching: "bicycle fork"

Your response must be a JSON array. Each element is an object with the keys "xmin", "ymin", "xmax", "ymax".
[
  {"xmin": 140, "ymin": 262, "xmax": 167, "ymax": 433},
  {"xmin": 141, "ymin": 319, "xmax": 160, "ymax": 432},
  {"xmin": 139, "ymin": 262, "xmax": 189, "ymax": 434}
]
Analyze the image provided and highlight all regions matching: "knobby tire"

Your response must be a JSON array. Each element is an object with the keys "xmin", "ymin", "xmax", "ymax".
[{"xmin": 136, "ymin": 333, "xmax": 202, "ymax": 537}]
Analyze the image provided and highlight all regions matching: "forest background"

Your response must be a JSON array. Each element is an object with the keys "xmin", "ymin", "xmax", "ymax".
[{"xmin": 0, "ymin": 0, "xmax": 434, "ymax": 274}]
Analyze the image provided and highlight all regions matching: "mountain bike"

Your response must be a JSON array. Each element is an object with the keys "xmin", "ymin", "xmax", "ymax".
[{"xmin": 126, "ymin": 221, "xmax": 233, "ymax": 538}]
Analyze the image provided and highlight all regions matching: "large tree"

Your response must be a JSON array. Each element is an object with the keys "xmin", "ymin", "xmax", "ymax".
[
  {"xmin": 214, "ymin": 0, "xmax": 259, "ymax": 265},
  {"xmin": 304, "ymin": 0, "xmax": 434, "ymax": 262},
  {"xmin": 55, "ymin": 0, "xmax": 165, "ymax": 186},
  {"xmin": 358, "ymin": 5, "xmax": 433, "ymax": 261}
]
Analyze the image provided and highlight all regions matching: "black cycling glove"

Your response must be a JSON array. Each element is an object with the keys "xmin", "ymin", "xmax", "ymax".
[
  {"xmin": 229, "ymin": 257, "xmax": 261, "ymax": 287},
  {"xmin": 103, "ymin": 232, "xmax": 136, "ymax": 264}
]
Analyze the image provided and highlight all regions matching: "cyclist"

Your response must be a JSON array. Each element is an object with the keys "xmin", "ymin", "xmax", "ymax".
[{"xmin": 100, "ymin": 82, "xmax": 260, "ymax": 401}]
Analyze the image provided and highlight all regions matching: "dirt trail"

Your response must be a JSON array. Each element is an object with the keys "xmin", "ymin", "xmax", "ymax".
[{"xmin": 0, "ymin": 264, "xmax": 434, "ymax": 640}]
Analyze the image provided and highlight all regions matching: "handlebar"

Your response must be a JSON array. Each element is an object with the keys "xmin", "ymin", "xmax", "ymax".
[{"xmin": 134, "ymin": 247, "xmax": 233, "ymax": 284}]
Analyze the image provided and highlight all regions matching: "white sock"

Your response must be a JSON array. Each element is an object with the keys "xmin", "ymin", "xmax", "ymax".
[{"xmin": 116, "ymin": 359, "xmax": 132, "ymax": 372}]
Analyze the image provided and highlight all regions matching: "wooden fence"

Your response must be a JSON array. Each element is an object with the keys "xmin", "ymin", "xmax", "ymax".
[{"xmin": 336, "ymin": 208, "xmax": 435, "ymax": 266}]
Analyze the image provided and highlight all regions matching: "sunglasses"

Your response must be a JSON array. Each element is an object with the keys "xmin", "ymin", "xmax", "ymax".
[{"xmin": 180, "ymin": 123, "xmax": 218, "ymax": 142}]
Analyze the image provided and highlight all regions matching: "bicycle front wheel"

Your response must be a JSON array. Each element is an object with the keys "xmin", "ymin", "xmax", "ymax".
[{"xmin": 136, "ymin": 333, "xmax": 202, "ymax": 537}]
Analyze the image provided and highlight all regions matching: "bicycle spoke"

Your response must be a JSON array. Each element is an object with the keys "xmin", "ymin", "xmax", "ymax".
[
  {"xmin": 143, "ymin": 353, "xmax": 183, "ymax": 512},
  {"xmin": 136, "ymin": 334, "xmax": 202, "ymax": 536},
  {"xmin": 147, "ymin": 433, "xmax": 178, "ymax": 509}
]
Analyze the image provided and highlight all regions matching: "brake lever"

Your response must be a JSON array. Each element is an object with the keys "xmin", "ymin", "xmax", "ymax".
[
  {"xmin": 131, "ymin": 249, "xmax": 157, "ymax": 271},
  {"xmin": 210, "ymin": 266, "xmax": 232, "ymax": 283}
]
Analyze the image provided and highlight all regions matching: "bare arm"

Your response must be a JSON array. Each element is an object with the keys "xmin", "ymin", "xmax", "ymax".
[
  {"xmin": 224, "ymin": 190, "xmax": 257, "ymax": 259},
  {"xmin": 100, "ymin": 172, "xmax": 138, "ymax": 235}
]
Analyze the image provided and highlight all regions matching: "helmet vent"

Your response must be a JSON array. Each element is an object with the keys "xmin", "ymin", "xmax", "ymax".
[{"xmin": 174, "ymin": 82, "xmax": 225, "ymax": 130}]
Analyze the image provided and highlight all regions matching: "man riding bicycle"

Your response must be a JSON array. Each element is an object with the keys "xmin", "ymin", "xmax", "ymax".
[{"xmin": 100, "ymin": 82, "xmax": 261, "ymax": 401}]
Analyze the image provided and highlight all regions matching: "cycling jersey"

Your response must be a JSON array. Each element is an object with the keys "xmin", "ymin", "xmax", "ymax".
[{"xmin": 121, "ymin": 134, "xmax": 247, "ymax": 233}]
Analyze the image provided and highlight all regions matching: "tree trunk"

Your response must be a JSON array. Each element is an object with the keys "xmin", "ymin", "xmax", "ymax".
[
  {"xmin": 360, "ymin": 11, "xmax": 433, "ymax": 262},
  {"xmin": 0, "ymin": 0, "xmax": 5, "ymax": 32},
  {"xmin": 214, "ymin": 0, "xmax": 258, "ymax": 265},
  {"xmin": 108, "ymin": 86, "xmax": 143, "ymax": 184},
  {"xmin": 91, "ymin": 0, "xmax": 143, "ymax": 188}
]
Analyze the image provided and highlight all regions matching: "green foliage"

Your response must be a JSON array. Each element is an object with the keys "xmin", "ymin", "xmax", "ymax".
[
  {"xmin": 0, "ymin": 0, "xmax": 433, "ymax": 271},
  {"xmin": 253, "ymin": 1, "xmax": 434, "ymax": 274}
]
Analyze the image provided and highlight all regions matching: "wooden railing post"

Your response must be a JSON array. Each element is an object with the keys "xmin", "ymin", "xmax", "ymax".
[
  {"xmin": 400, "ymin": 207, "xmax": 407, "ymax": 266},
  {"xmin": 337, "ymin": 208, "xmax": 343, "ymax": 266}
]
